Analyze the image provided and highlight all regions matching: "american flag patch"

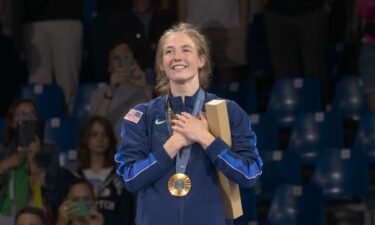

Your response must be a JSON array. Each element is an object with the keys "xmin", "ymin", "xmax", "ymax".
[{"xmin": 124, "ymin": 109, "xmax": 143, "ymax": 124}]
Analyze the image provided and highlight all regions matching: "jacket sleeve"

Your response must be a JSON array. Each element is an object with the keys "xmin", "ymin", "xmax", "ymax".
[
  {"xmin": 204, "ymin": 100, "xmax": 263, "ymax": 188},
  {"xmin": 115, "ymin": 104, "xmax": 174, "ymax": 192}
]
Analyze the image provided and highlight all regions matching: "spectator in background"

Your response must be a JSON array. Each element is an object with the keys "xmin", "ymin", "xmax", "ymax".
[
  {"xmin": 0, "ymin": 99, "xmax": 60, "ymax": 224},
  {"xmin": 90, "ymin": 44, "xmax": 152, "ymax": 142},
  {"xmin": 59, "ymin": 116, "xmax": 134, "ymax": 225},
  {"xmin": 56, "ymin": 180, "xmax": 104, "ymax": 225},
  {"xmin": 11, "ymin": 0, "xmax": 84, "ymax": 106},
  {"xmin": 109, "ymin": 0, "xmax": 175, "ymax": 83},
  {"xmin": 264, "ymin": 0, "xmax": 330, "ymax": 104},
  {"xmin": 15, "ymin": 206, "xmax": 48, "ymax": 225},
  {"xmin": 178, "ymin": 0, "xmax": 249, "ymax": 81},
  {"xmin": 357, "ymin": 0, "xmax": 375, "ymax": 111}
]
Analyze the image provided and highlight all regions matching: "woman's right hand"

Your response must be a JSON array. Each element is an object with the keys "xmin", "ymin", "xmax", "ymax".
[
  {"xmin": 163, "ymin": 131, "xmax": 193, "ymax": 158},
  {"xmin": 56, "ymin": 200, "xmax": 75, "ymax": 225},
  {"xmin": 0, "ymin": 153, "xmax": 23, "ymax": 174}
]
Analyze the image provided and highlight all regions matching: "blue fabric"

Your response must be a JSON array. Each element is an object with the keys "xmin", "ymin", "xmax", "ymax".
[{"xmin": 115, "ymin": 90, "xmax": 263, "ymax": 225}]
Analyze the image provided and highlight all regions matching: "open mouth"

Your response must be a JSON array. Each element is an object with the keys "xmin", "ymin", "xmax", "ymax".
[{"xmin": 172, "ymin": 64, "xmax": 187, "ymax": 71}]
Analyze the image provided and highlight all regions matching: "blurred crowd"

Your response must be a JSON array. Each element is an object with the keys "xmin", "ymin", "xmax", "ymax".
[{"xmin": 0, "ymin": 0, "xmax": 374, "ymax": 225}]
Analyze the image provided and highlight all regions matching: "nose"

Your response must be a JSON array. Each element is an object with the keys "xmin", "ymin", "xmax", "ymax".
[
  {"xmin": 172, "ymin": 50, "xmax": 183, "ymax": 61},
  {"xmin": 98, "ymin": 133, "xmax": 107, "ymax": 141}
]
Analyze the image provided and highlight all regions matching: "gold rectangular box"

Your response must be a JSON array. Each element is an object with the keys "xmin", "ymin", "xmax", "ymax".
[{"xmin": 205, "ymin": 99, "xmax": 243, "ymax": 219}]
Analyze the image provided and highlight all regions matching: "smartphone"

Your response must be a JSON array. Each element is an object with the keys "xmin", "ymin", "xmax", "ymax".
[
  {"xmin": 16, "ymin": 120, "xmax": 44, "ymax": 147},
  {"xmin": 70, "ymin": 201, "xmax": 94, "ymax": 219},
  {"xmin": 117, "ymin": 52, "xmax": 133, "ymax": 75}
]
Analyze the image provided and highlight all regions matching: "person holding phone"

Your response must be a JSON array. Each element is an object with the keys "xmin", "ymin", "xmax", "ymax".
[
  {"xmin": 0, "ymin": 99, "xmax": 60, "ymax": 224},
  {"xmin": 89, "ymin": 43, "xmax": 153, "ymax": 142},
  {"xmin": 59, "ymin": 116, "xmax": 134, "ymax": 225},
  {"xmin": 56, "ymin": 180, "xmax": 104, "ymax": 225},
  {"xmin": 115, "ymin": 23, "xmax": 263, "ymax": 225}
]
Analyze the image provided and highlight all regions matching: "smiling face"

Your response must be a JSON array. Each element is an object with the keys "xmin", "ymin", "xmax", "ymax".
[
  {"xmin": 155, "ymin": 23, "xmax": 212, "ymax": 95},
  {"xmin": 160, "ymin": 32, "xmax": 205, "ymax": 91}
]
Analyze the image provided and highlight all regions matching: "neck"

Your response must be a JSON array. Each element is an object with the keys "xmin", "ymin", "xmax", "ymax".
[
  {"xmin": 89, "ymin": 153, "xmax": 106, "ymax": 171},
  {"xmin": 169, "ymin": 78, "xmax": 200, "ymax": 102}
]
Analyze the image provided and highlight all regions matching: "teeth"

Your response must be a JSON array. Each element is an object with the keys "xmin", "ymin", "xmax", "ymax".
[{"xmin": 172, "ymin": 65, "xmax": 186, "ymax": 70}]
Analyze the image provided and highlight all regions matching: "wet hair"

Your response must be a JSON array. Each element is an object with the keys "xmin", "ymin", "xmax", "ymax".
[
  {"xmin": 78, "ymin": 116, "xmax": 117, "ymax": 169},
  {"xmin": 154, "ymin": 22, "xmax": 212, "ymax": 95},
  {"xmin": 15, "ymin": 206, "xmax": 48, "ymax": 225},
  {"xmin": 3, "ymin": 99, "xmax": 38, "ymax": 146}
]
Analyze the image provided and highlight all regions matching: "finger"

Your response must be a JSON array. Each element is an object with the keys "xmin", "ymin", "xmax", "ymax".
[
  {"xmin": 180, "ymin": 112, "xmax": 194, "ymax": 119},
  {"xmin": 175, "ymin": 114, "xmax": 187, "ymax": 123},
  {"xmin": 171, "ymin": 125, "xmax": 181, "ymax": 133},
  {"xmin": 172, "ymin": 119, "xmax": 185, "ymax": 127}
]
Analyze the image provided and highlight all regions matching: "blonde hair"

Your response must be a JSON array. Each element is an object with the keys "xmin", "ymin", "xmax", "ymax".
[{"xmin": 154, "ymin": 23, "xmax": 212, "ymax": 95}]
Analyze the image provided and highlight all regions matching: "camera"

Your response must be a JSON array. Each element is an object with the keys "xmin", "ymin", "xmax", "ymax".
[
  {"xmin": 16, "ymin": 120, "xmax": 44, "ymax": 147},
  {"xmin": 70, "ymin": 201, "xmax": 94, "ymax": 219}
]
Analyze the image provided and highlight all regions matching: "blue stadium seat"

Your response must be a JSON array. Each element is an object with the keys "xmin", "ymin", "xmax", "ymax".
[
  {"xmin": 332, "ymin": 76, "xmax": 368, "ymax": 120},
  {"xmin": 256, "ymin": 150, "xmax": 301, "ymax": 223},
  {"xmin": 266, "ymin": 77, "xmax": 322, "ymax": 128},
  {"xmin": 353, "ymin": 112, "xmax": 375, "ymax": 164},
  {"xmin": 288, "ymin": 112, "xmax": 344, "ymax": 165},
  {"xmin": 312, "ymin": 148, "xmax": 369, "ymax": 200},
  {"xmin": 44, "ymin": 116, "xmax": 81, "ymax": 166},
  {"xmin": 256, "ymin": 150, "xmax": 301, "ymax": 203},
  {"xmin": 14, "ymin": 84, "xmax": 65, "ymax": 120},
  {"xmin": 210, "ymin": 80, "xmax": 257, "ymax": 114},
  {"xmin": 71, "ymin": 82, "xmax": 103, "ymax": 122},
  {"xmin": 0, "ymin": 117, "xmax": 5, "ymax": 143},
  {"xmin": 267, "ymin": 184, "xmax": 325, "ymax": 225},
  {"xmin": 250, "ymin": 113, "xmax": 278, "ymax": 151}
]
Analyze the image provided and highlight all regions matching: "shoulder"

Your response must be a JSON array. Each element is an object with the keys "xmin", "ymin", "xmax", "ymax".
[
  {"xmin": 205, "ymin": 92, "xmax": 243, "ymax": 111},
  {"xmin": 122, "ymin": 96, "xmax": 166, "ymax": 124},
  {"xmin": 205, "ymin": 92, "xmax": 248, "ymax": 121},
  {"xmin": 126, "ymin": 95, "xmax": 165, "ymax": 112}
]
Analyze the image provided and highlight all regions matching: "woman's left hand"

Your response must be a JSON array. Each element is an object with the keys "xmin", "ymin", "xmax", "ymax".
[{"xmin": 172, "ymin": 112, "xmax": 215, "ymax": 148}]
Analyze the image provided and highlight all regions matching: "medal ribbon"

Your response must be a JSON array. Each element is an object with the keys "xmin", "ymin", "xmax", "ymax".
[{"xmin": 166, "ymin": 88, "xmax": 205, "ymax": 174}]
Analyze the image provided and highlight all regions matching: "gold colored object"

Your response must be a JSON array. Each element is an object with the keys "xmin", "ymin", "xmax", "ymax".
[{"xmin": 168, "ymin": 173, "xmax": 191, "ymax": 197}]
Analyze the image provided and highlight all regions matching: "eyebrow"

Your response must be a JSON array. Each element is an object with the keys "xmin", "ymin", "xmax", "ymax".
[{"xmin": 164, "ymin": 44, "xmax": 193, "ymax": 50}]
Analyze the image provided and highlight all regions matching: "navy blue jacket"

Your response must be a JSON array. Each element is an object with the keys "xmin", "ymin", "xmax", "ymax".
[{"xmin": 115, "ymin": 91, "xmax": 263, "ymax": 225}]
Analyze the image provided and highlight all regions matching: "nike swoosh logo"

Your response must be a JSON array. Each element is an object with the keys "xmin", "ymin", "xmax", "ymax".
[{"xmin": 155, "ymin": 119, "xmax": 167, "ymax": 125}]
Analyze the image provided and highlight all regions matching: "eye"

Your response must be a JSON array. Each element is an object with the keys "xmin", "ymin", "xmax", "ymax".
[
  {"xmin": 164, "ymin": 49, "xmax": 174, "ymax": 55},
  {"xmin": 183, "ymin": 48, "xmax": 191, "ymax": 53},
  {"xmin": 90, "ymin": 131, "xmax": 99, "ymax": 138}
]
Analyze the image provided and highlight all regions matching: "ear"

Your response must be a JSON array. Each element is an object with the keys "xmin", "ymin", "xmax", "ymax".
[{"xmin": 198, "ymin": 55, "xmax": 205, "ymax": 69}]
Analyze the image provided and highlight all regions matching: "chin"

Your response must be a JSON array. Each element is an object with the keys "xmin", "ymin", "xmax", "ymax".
[{"xmin": 169, "ymin": 74, "xmax": 196, "ymax": 84}]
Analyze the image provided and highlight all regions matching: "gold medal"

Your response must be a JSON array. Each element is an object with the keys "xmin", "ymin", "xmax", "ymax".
[{"xmin": 168, "ymin": 173, "xmax": 191, "ymax": 197}]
